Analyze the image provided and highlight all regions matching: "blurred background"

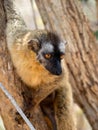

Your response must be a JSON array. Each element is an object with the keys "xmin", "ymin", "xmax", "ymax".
[
  {"xmin": 1, "ymin": 0, "xmax": 98, "ymax": 129},
  {"xmin": 15, "ymin": 0, "xmax": 98, "ymax": 40}
]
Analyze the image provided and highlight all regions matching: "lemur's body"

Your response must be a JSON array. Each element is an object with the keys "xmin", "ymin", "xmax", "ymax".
[{"xmin": 4, "ymin": 0, "xmax": 76, "ymax": 130}]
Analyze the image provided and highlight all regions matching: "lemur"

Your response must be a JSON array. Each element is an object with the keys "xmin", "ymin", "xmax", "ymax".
[{"xmin": 4, "ymin": 0, "xmax": 76, "ymax": 130}]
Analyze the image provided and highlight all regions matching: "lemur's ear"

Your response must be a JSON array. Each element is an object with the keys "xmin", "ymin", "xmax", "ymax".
[{"xmin": 28, "ymin": 39, "xmax": 40, "ymax": 52}]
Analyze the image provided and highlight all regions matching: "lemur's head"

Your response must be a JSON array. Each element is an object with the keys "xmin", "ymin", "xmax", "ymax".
[{"xmin": 28, "ymin": 32, "xmax": 67, "ymax": 75}]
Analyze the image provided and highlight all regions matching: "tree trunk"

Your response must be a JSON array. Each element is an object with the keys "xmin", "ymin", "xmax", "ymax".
[
  {"xmin": 35, "ymin": 0, "xmax": 98, "ymax": 130},
  {"xmin": 0, "ymin": 1, "xmax": 49, "ymax": 130},
  {"xmin": 96, "ymin": 0, "xmax": 98, "ymax": 22}
]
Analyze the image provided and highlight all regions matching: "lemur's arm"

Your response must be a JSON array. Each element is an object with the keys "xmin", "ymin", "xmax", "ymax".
[{"xmin": 54, "ymin": 81, "xmax": 76, "ymax": 130}]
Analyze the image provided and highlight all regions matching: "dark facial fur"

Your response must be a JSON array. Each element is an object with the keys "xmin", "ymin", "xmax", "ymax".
[{"xmin": 28, "ymin": 32, "xmax": 66, "ymax": 76}]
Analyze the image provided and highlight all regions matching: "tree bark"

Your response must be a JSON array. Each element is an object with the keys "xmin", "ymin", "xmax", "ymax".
[
  {"xmin": 96, "ymin": 0, "xmax": 98, "ymax": 22},
  {"xmin": 35, "ymin": 0, "xmax": 98, "ymax": 130},
  {"xmin": 0, "ymin": 1, "xmax": 49, "ymax": 130}
]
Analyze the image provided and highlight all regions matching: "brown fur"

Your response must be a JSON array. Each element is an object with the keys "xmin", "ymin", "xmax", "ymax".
[
  {"xmin": 9, "ymin": 31, "xmax": 66, "ymax": 88},
  {"xmin": 4, "ymin": 0, "xmax": 76, "ymax": 128},
  {"xmin": 10, "ymin": 31, "xmax": 57, "ymax": 87},
  {"xmin": 7, "ymin": 31, "xmax": 76, "ymax": 130}
]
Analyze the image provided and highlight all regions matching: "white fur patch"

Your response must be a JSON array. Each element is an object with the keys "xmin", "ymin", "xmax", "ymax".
[
  {"xmin": 59, "ymin": 42, "xmax": 66, "ymax": 53},
  {"xmin": 43, "ymin": 43, "xmax": 54, "ymax": 53}
]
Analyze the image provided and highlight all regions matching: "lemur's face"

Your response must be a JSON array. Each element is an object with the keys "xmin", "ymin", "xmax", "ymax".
[
  {"xmin": 37, "ymin": 41, "xmax": 66, "ymax": 75},
  {"xmin": 28, "ymin": 32, "xmax": 66, "ymax": 75}
]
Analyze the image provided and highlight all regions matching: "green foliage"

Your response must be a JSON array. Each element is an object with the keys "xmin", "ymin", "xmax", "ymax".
[
  {"xmin": 80, "ymin": 0, "xmax": 88, "ymax": 1},
  {"xmin": 94, "ymin": 30, "xmax": 98, "ymax": 40}
]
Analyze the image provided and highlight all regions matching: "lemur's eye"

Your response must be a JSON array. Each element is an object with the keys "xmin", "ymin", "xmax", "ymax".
[
  {"xmin": 44, "ymin": 54, "xmax": 52, "ymax": 59},
  {"xmin": 60, "ymin": 54, "xmax": 65, "ymax": 59}
]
